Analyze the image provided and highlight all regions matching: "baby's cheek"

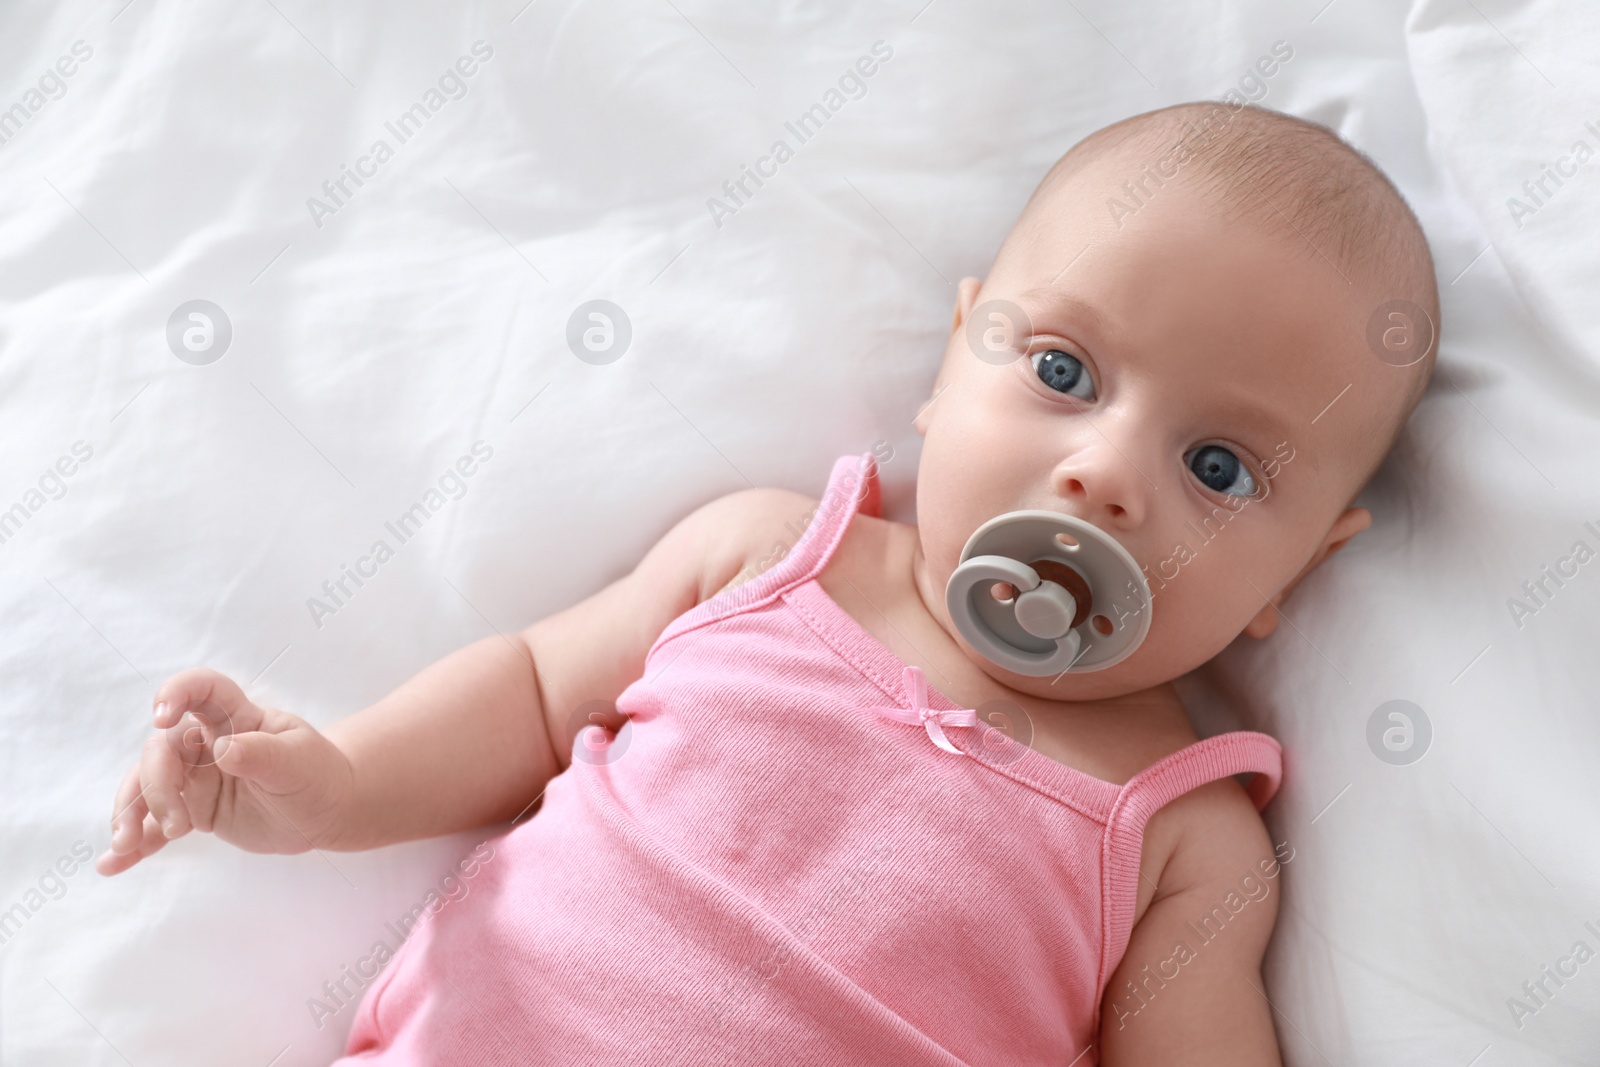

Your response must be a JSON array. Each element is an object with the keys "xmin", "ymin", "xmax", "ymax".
[
  {"xmin": 1145, "ymin": 540, "xmax": 1269, "ymax": 651},
  {"xmin": 918, "ymin": 426, "xmax": 1036, "ymax": 560}
]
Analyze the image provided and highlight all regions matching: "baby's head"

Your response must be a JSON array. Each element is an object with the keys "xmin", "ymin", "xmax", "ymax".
[{"xmin": 914, "ymin": 102, "xmax": 1438, "ymax": 700}]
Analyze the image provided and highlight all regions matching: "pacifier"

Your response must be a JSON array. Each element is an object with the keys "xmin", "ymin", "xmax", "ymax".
[{"xmin": 944, "ymin": 511, "xmax": 1152, "ymax": 676}]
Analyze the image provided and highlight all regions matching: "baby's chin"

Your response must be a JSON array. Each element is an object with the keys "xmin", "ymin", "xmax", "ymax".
[
  {"xmin": 950, "ymin": 633, "xmax": 1182, "ymax": 704},
  {"xmin": 941, "ymin": 593, "xmax": 1254, "ymax": 704}
]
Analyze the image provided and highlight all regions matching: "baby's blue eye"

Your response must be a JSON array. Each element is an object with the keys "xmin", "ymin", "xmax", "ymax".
[
  {"xmin": 1032, "ymin": 349, "xmax": 1095, "ymax": 399},
  {"xmin": 1186, "ymin": 445, "xmax": 1257, "ymax": 497}
]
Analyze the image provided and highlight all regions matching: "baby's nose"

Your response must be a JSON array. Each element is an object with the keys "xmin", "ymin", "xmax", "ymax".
[{"xmin": 1053, "ymin": 450, "xmax": 1147, "ymax": 530}]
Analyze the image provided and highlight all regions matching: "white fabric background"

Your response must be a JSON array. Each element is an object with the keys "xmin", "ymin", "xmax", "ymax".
[{"xmin": 0, "ymin": 0, "xmax": 1594, "ymax": 1063}]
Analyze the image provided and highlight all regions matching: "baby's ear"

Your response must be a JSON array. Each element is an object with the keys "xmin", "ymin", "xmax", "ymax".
[
  {"xmin": 950, "ymin": 276, "xmax": 984, "ymax": 335},
  {"xmin": 1243, "ymin": 506, "xmax": 1372, "ymax": 639},
  {"xmin": 919, "ymin": 277, "xmax": 986, "ymax": 437}
]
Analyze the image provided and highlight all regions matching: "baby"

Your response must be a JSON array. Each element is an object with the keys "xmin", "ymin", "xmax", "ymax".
[{"xmin": 97, "ymin": 102, "xmax": 1438, "ymax": 1066}]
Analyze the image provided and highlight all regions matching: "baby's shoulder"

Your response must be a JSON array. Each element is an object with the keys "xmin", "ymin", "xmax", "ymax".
[
  {"xmin": 1139, "ymin": 729, "xmax": 1276, "ymax": 898},
  {"xmin": 696, "ymin": 487, "xmax": 821, "ymax": 598},
  {"xmin": 698, "ymin": 486, "xmax": 818, "ymax": 532},
  {"xmin": 1093, "ymin": 687, "xmax": 1273, "ymax": 877}
]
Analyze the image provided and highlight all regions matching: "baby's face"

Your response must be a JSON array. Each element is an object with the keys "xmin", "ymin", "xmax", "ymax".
[{"xmin": 914, "ymin": 156, "xmax": 1409, "ymax": 700}]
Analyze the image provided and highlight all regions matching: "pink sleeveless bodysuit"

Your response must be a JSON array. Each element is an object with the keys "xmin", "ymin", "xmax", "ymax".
[{"xmin": 334, "ymin": 453, "xmax": 1281, "ymax": 1066}]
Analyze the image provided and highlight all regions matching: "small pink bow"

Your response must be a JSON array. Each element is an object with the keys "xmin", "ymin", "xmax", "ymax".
[{"xmin": 867, "ymin": 666, "xmax": 978, "ymax": 755}]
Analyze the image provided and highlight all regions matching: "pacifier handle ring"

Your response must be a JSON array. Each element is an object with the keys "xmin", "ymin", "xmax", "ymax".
[
  {"xmin": 943, "ymin": 510, "xmax": 1152, "ymax": 676},
  {"xmin": 945, "ymin": 555, "xmax": 1086, "ymax": 675}
]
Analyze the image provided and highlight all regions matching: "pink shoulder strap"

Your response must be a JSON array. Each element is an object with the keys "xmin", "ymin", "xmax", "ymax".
[
  {"xmin": 1097, "ymin": 731, "xmax": 1282, "ymax": 997},
  {"xmin": 647, "ymin": 453, "xmax": 879, "ymax": 654},
  {"xmin": 741, "ymin": 450, "xmax": 878, "ymax": 594},
  {"xmin": 785, "ymin": 451, "xmax": 881, "ymax": 576}
]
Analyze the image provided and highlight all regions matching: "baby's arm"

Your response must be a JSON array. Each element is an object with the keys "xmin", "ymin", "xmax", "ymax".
[
  {"xmin": 98, "ymin": 488, "xmax": 813, "ymax": 872},
  {"xmin": 1098, "ymin": 781, "xmax": 1284, "ymax": 1066},
  {"xmin": 327, "ymin": 487, "xmax": 808, "ymax": 849}
]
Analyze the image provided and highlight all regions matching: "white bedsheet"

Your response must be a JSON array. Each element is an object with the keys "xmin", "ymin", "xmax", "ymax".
[{"xmin": 1, "ymin": 0, "xmax": 1595, "ymax": 1063}]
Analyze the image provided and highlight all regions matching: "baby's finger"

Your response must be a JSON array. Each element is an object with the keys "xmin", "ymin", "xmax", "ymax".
[
  {"xmin": 95, "ymin": 814, "xmax": 170, "ymax": 876},
  {"xmin": 140, "ymin": 735, "xmax": 192, "ymax": 839},
  {"xmin": 153, "ymin": 667, "xmax": 264, "ymax": 735},
  {"xmin": 212, "ymin": 728, "xmax": 315, "ymax": 793},
  {"xmin": 108, "ymin": 763, "xmax": 149, "ymax": 855}
]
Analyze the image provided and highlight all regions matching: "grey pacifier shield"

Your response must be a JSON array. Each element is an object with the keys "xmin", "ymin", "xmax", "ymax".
[{"xmin": 944, "ymin": 511, "xmax": 1152, "ymax": 676}]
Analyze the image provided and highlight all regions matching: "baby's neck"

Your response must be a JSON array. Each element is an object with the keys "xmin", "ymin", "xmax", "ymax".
[{"xmin": 817, "ymin": 512, "xmax": 1195, "ymax": 786}]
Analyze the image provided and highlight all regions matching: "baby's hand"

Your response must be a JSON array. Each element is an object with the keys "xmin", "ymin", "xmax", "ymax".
[{"xmin": 95, "ymin": 669, "xmax": 354, "ymax": 876}]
